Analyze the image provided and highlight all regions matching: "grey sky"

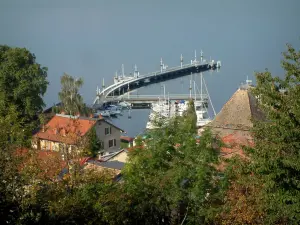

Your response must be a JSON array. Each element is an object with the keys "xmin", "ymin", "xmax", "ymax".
[{"xmin": 1, "ymin": 0, "xmax": 299, "ymax": 112}]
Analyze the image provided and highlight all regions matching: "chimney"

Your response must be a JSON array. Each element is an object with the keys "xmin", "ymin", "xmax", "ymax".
[
  {"xmin": 42, "ymin": 124, "xmax": 45, "ymax": 132},
  {"xmin": 61, "ymin": 111, "xmax": 65, "ymax": 115},
  {"xmin": 54, "ymin": 128, "xmax": 58, "ymax": 135}
]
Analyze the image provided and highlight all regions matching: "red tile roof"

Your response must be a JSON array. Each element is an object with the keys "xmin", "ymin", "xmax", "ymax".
[
  {"xmin": 120, "ymin": 136, "xmax": 134, "ymax": 142},
  {"xmin": 220, "ymin": 131, "xmax": 253, "ymax": 159},
  {"xmin": 34, "ymin": 115, "xmax": 97, "ymax": 144}
]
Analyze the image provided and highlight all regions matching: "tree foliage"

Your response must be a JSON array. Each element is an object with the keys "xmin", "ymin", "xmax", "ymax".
[
  {"xmin": 0, "ymin": 110, "xmax": 27, "ymax": 224},
  {"xmin": 0, "ymin": 45, "xmax": 48, "ymax": 137},
  {"xmin": 58, "ymin": 73, "xmax": 84, "ymax": 116},
  {"xmin": 118, "ymin": 101, "xmax": 224, "ymax": 224},
  {"xmin": 82, "ymin": 127, "xmax": 102, "ymax": 158},
  {"xmin": 219, "ymin": 43, "xmax": 300, "ymax": 224}
]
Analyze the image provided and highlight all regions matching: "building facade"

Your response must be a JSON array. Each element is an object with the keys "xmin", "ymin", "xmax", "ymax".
[{"xmin": 32, "ymin": 114, "xmax": 124, "ymax": 156}]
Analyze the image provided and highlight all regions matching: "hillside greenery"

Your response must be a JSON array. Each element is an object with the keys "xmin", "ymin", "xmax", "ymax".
[{"xmin": 0, "ymin": 43, "xmax": 299, "ymax": 224}]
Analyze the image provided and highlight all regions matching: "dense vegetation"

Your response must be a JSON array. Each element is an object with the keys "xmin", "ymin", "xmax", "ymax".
[
  {"xmin": 218, "ymin": 44, "xmax": 300, "ymax": 225},
  {"xmin": 0, "ymin": 43, "xmax": 299, "ymax": 224},
  {"xmin": 0, "ymin": 45, "xmax": 48, "ymax": 143}
]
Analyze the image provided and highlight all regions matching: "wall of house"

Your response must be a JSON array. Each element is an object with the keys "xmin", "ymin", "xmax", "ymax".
[
  {"xmin": 33, "ymin": 139, "xmax": 74, "ymax": 154},
  {"xmin": 40, "ymin": 140, "xmax": 60, "ymax": 151},
  {"xmin": 108, "ymin": 150, "xmax": 128, "ymax": 163},
  {"xmin": 95, "ymin": 120, "xmax": 121, "ymax": 154}
]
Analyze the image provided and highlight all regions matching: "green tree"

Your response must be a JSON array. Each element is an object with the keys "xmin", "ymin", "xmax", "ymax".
[
  {"xmin": 0, "ymin": 108, "xmax": 27, "ymax": 224},
  {"xmin": 58, "ymin": 73, "xmax": 84, "ymax": 116},
  {"xmin": 183, "ymin": 99, "xmax": 197, "ymax": 131},
  {"xmin": 82, "ymin": 127, "xmax": 102, "ymax": 158},
  {"xmin": 0, "ymin": 45, "xmax": 48, "ymax": 138},
  {"xmin": 220, "ymin": 43, "xmax": 300, "ymax": 224},
  {"xmin": 119, "ymin": 102, "xmax": 224, "ymax": 224},
  {"xmin": 251, "ymin": 43, "xmax": 300, "ymax": 224}
]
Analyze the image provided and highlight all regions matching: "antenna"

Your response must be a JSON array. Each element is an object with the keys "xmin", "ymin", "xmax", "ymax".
[
  {"xmin": 160, "ymin": 58, "xmax": 163, "ymax": 73},
  {"xmin": 200, "ymin": 50, "xmax": 203, "ymax": 63},
  {"xmin": 194, "ymin": 49, "xmax": 197, "ymax": 61},
  {"xmin": 180, "ymin": 54, "xmax": 183, "ymax": 68},
  {"xmin": 102, "ymin": 78, "xmax": 105, "ymax": 89},
  {"xmin": 134, "ymin": 64, "xmax": 138, "ymax": 78},
  {"xmin": 122, "ymin": 64, "xmax": 125, "ymax": 78},
  {"xmin": 246, "ymin": 75, "xmax": 252, "ymax": 85}
]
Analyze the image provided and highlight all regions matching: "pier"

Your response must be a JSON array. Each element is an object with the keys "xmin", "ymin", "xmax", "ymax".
[{"xmin": 93, "ymin": 50, "xmax": 221, "ymax": 108}]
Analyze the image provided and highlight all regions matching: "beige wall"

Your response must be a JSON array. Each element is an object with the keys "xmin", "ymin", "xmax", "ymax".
[
  {"xmin": 108, "ymin": 151, "xmax": 128, "ymax": 163},
  {"xmin": 32, "ymin": 119, "xmax": 122, "ymax": 155},
  {"xmin": 33, "ymin": 139, "xmax": 74, "ymax": 153},
  {"xmin": 32, "ymin": 139, "xmax": 60, "ymax": 151},
  {"xmin": 95, "ymin": 120, "xmax": 121, "ymax": 154}
]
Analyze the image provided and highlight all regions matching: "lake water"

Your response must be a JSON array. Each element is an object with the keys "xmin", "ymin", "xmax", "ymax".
[{"xmin": 108, "ymin": 108, "xmax": 151, "ymax": 137}]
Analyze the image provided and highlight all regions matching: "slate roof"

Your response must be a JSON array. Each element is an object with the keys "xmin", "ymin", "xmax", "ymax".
[{"xmin": 99, "ymin": 161, "xmax": 125, "ymax": 170}]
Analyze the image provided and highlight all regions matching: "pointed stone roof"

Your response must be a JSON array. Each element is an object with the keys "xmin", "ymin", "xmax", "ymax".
[{"xmin": 208, "ymin": 87, "xmax": 264, "ymax": 137}]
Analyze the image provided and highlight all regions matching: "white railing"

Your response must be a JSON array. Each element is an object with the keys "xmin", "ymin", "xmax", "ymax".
[
  {"xmin": 99, "ymin": 61, "xmax": 216, "ymax": 98},
  {"xmin": 106, "ymin": 94, "xmax": 208, "ymax": 100}
]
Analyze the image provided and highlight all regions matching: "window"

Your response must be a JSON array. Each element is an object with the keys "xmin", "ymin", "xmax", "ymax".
[
  {"xmin": 108, "ymin": 139, "xmax": 116, "ymax": 148},
  {"xmin": 105, "ymin": 127, "xmax": 112, "ymax": 135},
  {"xmin": 46, "ymin": 141, "xmax": 51, "ymax": 150}
]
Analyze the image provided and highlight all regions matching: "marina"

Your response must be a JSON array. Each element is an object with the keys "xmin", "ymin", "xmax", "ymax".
[
  {"xmin": 89, "ymin": 50, "xmax": 220, "ymax": 135},
  {"xmin": 145, "ymin": 73, "xmax": 215, "ymax": 130}
]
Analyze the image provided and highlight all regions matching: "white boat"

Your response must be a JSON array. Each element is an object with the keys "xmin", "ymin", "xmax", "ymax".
[
  {"xmin": 111, "ymin": 109, "xmax": 122, "ymax": 115},
  {"xmin": 195, "ymin": 100, "xmax": 211, "ymax": 127},
  {"xmin": 109, "ymin": 110, "xmax": 118, "ymax": 117},
  {"xmin": 193, "ymin": 72, "xmax": 215, "ymax": 128},
  {"xmin": 108, "ymin": 105, "xmax": 122, "ymax": 115},
  {"xmin": 98, "ymin": 110, "xmax": 110, "ymax": 117},
  {"xmin": 118, "ymin": 101, "xmax": 131, "ymax": 108}
]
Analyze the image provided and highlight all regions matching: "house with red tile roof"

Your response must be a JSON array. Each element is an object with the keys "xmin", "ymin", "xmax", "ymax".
[{"xmin": 32, "ymin": 114, "xmax": 124, "ymax": 156}]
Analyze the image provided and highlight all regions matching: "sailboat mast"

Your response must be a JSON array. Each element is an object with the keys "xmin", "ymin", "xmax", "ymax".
[
  {"xmin": 189, "ymin": 73, "xmax": 192, "ymax": 99},
  {"xmin": 194, "ymin": 80, "xmax": 196, "ymax": 101},
  {"xmin": 163, "ymin": 84, "xmax": 166, "ymax": 102},
  {"xmin": 200, "ymin": 72, "xmax": 203, "ymax": 100}
]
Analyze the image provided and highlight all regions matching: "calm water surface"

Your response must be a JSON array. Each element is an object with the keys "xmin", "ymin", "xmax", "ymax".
[{"xmin": 108, "ymin": 109, "xmax": 151, "ymax": 137}]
